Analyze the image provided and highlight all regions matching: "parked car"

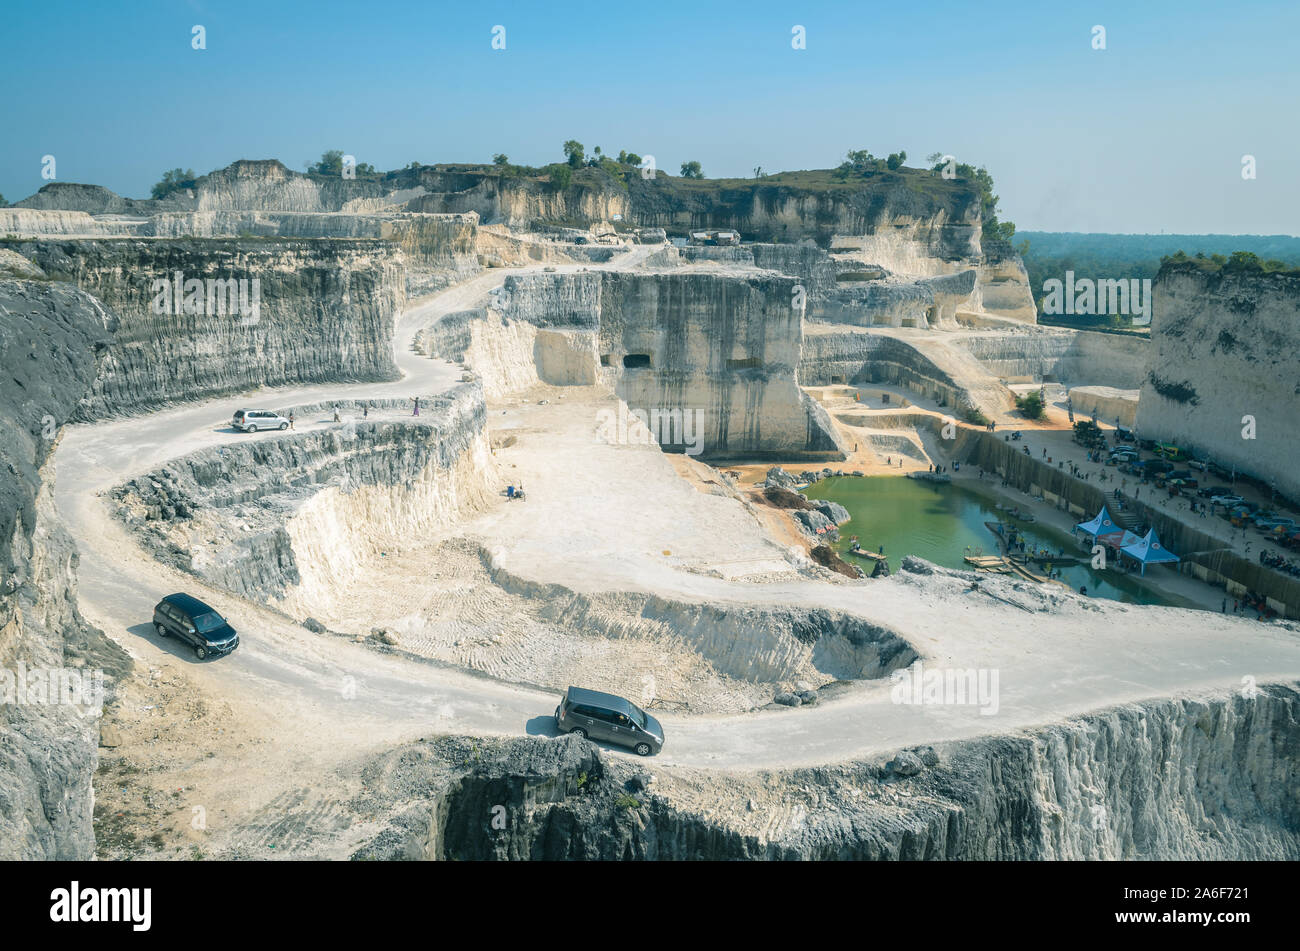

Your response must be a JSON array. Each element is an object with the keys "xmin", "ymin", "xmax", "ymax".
[
  {"xmin": 1142, "ymin": 460, "xmax": 1175, "ymax": 475},
  {"xmin": 1210, "ymin": 494, "xmax": 1245, "ymax": 507},
  {"xmin": 1256, "ymin": 517, "xmax": 1296, "ymax": 532},
  {"xmin": 554, "ymin": 685, "xmax": 664, "ymax": 756},
  {"xmin": 1187, "ymin": 458, "xmax": 1209, "ymax": 471},
  {"xmin": 1197, "ymin": 486, "xmax": 1230, "ymax": 498},
  {"xmin": 1114, "ymin": 426, "xmax": 1136, "ymax": 442},
  {"xmin": 153, "ymin": 593, "xmax": 239, "ymax": 659},
  {"xmin": 233, "ymin": 408, "xmax": 290, "ymax": 432}
]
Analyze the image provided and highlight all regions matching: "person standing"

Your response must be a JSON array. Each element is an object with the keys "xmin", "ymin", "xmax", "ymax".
[
  {"xmin": 363, "ymin": 403, "xmax": 369, "ymax": 419},
  {"xmin": 413, "ymin": 396, "xmax": 420, "ymax": 417},
  {"xmin": 288, "ymin": 411, "xmax": 295, "ymax": 430}
]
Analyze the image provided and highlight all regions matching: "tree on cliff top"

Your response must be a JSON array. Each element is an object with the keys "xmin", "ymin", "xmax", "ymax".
[
  {"xmin": 563, "ymin": 140, "xmax": 585, "ymax": 168},
  {"xmin": 151, "ymin": 168, "xmax": 197, "ymax": 199},
  {"xmin": 679, "ymin": 160, "xmax": 704, "ymax": 179},
  {"xmin": 306, "ymin": 150, "xmax": 376, "ymax": 177},
  {"xmin": 930, "ymin": 158, "xmax": 1018, "ymax": 251}
]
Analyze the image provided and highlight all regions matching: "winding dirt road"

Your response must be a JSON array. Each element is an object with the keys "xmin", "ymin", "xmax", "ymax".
[{"xmin": 55, "ymin": 250, "xmax": 1300, "ymax": 786}]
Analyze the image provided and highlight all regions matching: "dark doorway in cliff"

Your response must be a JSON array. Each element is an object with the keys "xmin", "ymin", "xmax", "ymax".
[
  {"xmin": 600, "ymin": 354, "xmax": 612, "ymax": 367},
  {"xmin": 623, "ymin": 353, "xmax": 652, "ymax": 369},
  {"xmin": 726, "ymin": 357, "xmax": 763, "ymax": 370}
]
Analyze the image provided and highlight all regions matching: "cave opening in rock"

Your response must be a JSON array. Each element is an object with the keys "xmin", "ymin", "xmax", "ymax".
[{"xmin": 623, "ymin": 353, "xmax": 652, "ymax": 368}]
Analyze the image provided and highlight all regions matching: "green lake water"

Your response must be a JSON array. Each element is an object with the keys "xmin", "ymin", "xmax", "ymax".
[{"xmin": 801, "ymin": 476, "xmax": 1185, "ymax": 607}]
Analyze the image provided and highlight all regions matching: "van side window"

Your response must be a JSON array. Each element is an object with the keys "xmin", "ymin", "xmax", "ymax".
[{"xmin": 587, "ymin": 707, "xmax": 617, "ymax": 723}]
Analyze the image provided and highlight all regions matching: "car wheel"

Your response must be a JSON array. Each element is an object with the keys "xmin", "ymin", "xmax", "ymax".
[
  {"xmin": 247, "ymin": 424, "xmax": 257, "ymax": 433},
  {"xmin": 569, "ymin": 728, "xmax": 587, "ymax": 739},
  {"xmin": 195, "ymin": 645, "xmax": 207, "ymax": 660},
  {"xmin": 279, "ymin": 422, "xmax": 288, "ymax": 430},
  {"xmin": 634, "ymin": 743, "xmax": 653, "ymax": 756},
  {"xmin": 155, "ymin": 623, "xmax": 168, "ymax": 638}
]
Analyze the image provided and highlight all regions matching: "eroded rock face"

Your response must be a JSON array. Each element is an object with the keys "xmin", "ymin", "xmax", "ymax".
[
  {"xmin": 350, "ymin": 686, "xmax": 1300, "ymax": 860},
  {"xmin": 0, "ymin": 281, "xmax": 130, "ymax": 860},
  {"xmin": 1137, "ymin": 264, "xmax": 1300, "ymax": 500},
  {"xmin": 16, "ymin": 239, "xmax": 403, "ymax": 418}
]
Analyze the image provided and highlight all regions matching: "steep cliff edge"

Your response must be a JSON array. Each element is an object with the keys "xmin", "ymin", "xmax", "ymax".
[
  {"xmin": 352, "ymin": 685, "xmax": 1300, "ymax": 860},
  {"xmin": 0, "ymin": 281, "xmax": 131, "ymax": 859},
  {"xmin": 1136, "ymin": 262, "xmax": 1300, "ymax": 501}
]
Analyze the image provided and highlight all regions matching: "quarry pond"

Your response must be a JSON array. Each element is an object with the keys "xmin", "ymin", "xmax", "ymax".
[{"xmin": 802, "ymin": 476, "xmax": 1190, "ymax": 608}]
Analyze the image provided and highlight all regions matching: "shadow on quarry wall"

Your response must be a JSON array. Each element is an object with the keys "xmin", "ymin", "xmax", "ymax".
[{"xmin": 354, "ymin": 686, "xmax": 1300, "ymax": 860}]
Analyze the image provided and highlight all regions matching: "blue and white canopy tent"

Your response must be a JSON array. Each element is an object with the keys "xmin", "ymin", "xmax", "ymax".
[
  {"xmin": 1121, "ymin": 529, "xmax": 1181, "ymax": 576},
  {"xmin": 1075, "ymin": 506, "xmax": 1117, "ymax": 541}
]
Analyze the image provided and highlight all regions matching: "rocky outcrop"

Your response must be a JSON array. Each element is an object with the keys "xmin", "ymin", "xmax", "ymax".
[
  {"xmin": 1137, "ymin": 263, "xmax": 1300, "ymax": 501},
  {"xmin": 0, "ymin": 281, "xmax": 130, "ymax": 860},
  {"xmin": 15, "ymin": 238, "xmax": 403, "ymax": 418}
]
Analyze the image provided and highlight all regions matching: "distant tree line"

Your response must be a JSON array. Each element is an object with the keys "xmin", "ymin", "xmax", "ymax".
[{"xmin": 1022, "ymin": 234, "xmax": 1300, "ymax": 325}]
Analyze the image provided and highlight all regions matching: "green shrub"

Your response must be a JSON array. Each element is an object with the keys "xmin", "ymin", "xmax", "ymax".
[{"xmin": 1016, "ymin": 391, "xmax": 1045, "ymax": 420}]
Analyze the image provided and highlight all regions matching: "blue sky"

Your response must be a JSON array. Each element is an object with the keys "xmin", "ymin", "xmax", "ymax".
[{"xmin": 3, "ymin": 0, "xmax": 1297, "ymax": 233}]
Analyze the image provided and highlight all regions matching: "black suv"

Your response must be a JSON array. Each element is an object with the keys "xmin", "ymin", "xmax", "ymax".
[{"xmin": 153, "ymin": 593, "xmax": 239, "ymax": 659}]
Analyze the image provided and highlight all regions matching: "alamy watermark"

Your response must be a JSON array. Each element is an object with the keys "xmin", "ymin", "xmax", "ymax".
[
  {"xmin": 890, "ymin": 661, "xmax": 1000, "ymax": 716},
  {"xmin": 1040, "ymin": 271, "xmax": 1150, "ymax": 326},
  {"xmin": 1, "ymin": 663, "xmax": 105, "ymax": 718},
  {"xmin": 151, "ymin": 272, "xmax": 261, "ymax": 326},
  {"xmin": 596, "ymin": 403, "xmax": 706, "ymax": 456}
]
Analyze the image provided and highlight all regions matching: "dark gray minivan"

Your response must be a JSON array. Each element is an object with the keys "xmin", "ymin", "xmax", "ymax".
[
  {"xmin": 153, "ymin": 593, "xmax": 239, "ymax": 659},
  {"xmin": 555, "ymin": 686, "xmax": 664, "ymax": 756}
]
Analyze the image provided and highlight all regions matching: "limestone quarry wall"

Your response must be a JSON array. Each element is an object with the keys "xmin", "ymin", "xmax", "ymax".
[
  {"xmin": 1136, "ymin": 265, "xmax": 1300, "ymax": 501},
  {"xmin": 1068, "ymin": 386, "xmax": 1139, "ymax": 428},
  {"xmin": 109, "ymin": 386, "xmax": 493, "ymax": 619},
  {"xmin": 480, "ymin": 269, "xmax": 844, "ymax": 459},
  {"xmin": 15, "ymin": 238, "xmax": 403, "ymax": 418},
  {"xmin": 970, "ymin": 255, "xmax": 1037, "ymax": 323},
  {"xmin": 960, "ymin": 328, "xmax": 1148, "ymax": 388},
  {"xmin": 0, "ymin": 281, "xmax": 130, "ymax": 859},
  {"xmin": 800, "ymin": 331, "xmax": 970, "ymax": 408},
  {"xmin": 359, "ymin": 686, "xmax": 1300, "ymax": 860}
]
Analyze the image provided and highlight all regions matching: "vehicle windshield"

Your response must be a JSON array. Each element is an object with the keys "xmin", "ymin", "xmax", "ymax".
[
  {"xmin": 193, "ymin": 613, "xmax": 225, "ymax": 633},
  {"xmin": 627, "ymin": 702, "xmax": 648, "ymax": 729}
]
